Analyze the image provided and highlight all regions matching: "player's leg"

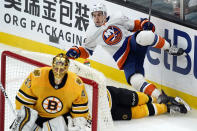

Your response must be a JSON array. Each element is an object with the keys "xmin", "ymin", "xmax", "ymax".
[
  {"xmin": 123, "ymin": 59, "xmax": 161, "ymax": 99},
  {"xmin": 123, "ymin": 41, "xmax": 162, "ymax": 99},
  {"xmin": 118, "ymin": 99, "xmax": 189, "ymax": 120},
  {"xmin": 129, "ymin": 73, "xmax": 162, "ymax": 99},
  {"xmin": 10, "ymin": 106, "xmax": 39, "ymax": 131},
  {"xmin": 135, "ymin": 30, "xmax": 185, "ymax": 56},
  {"xmin": 110, "ymin": 101, "xmax": 168, "ymax": 120},
  {"xmin": 109, "ymin": 87, "xmax": 189, "ymax": 120},
  {"xmin": 131, "ymin": 103, "xmax": 167, "ymax": 119},
  {"xmin": 42, "ymin": 116, "xmax": 68, "ymax": 131},
  {"xmin": 107, "ymin": 86, "xmax": 156, "ymax": 107},
  {"xmin": 131, "ymin": 99, "xmax": 189, "ymax": 119},
  {"xmin": 111, "ymin": 101, "xmax": 189, "ymax": 120}
]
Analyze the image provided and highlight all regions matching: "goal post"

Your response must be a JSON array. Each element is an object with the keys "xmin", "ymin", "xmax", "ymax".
[{"xmin": 0, "ymin": 51, "xmax": 114, "ymax": 131}]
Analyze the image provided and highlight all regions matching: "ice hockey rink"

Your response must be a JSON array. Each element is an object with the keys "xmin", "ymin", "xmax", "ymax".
[
  {"xmin": 1, "ymin": 43, "xmax": 197, "ymax": 131},
  {"xmin": 114, "ymin": 110, "xmax": 197, "ymax": 131}
]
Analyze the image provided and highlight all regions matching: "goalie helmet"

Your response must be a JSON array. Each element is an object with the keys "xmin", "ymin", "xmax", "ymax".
[
  {"xmin": 91, "ymin": 3, "xmax": 107, "ymax": 17},
  {"xmin": 52, "ymin": 53, "xmax": 70, "ymax": 81}
]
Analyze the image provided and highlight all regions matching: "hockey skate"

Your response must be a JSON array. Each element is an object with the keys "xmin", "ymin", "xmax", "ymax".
[
  {"xmin": 165, "ymin": 45, "xmax": 186, "ymax": 56},
  {"xmin": 158, "ymin": 90, "xmax": 191, "ymax": 114},
  {"xmin": 157, "ymin": 90, "xmax": 170, "ymax": 104}
]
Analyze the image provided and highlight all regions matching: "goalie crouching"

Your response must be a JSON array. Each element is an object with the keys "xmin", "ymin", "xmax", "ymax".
[{"xmin": 11, "ymin": 53, "xmax": 89, "ymax": 131}]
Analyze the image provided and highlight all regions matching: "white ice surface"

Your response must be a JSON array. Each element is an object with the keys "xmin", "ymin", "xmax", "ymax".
[{"xmin": 114, "ymin": 109, "xmax": 197, "ymax": 131}]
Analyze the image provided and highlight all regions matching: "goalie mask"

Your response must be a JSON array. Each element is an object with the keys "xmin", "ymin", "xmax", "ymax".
[{"xmin": 52, "ymin": 53, "xmax": 70, "ymax": 81}]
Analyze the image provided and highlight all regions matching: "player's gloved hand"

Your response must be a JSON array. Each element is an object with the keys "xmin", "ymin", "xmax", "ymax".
[
  {"xmin": 140, "ymin": 18, "xmax": 155, "ymax": 32},
  {"xmin": 66, "ymin": 46, "xmax": 80, "ymax": 59},
  {"xmin": 67, "ymin": 116, "xmax": 88, "ymax": 131}
]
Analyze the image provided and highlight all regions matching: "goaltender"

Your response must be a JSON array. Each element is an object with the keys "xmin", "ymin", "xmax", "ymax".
[{"xmin": 11, "ymin": 53, "xmax": 89, "ymax": 131}]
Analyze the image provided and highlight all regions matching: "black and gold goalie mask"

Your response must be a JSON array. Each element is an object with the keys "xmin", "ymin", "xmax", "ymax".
[{"xmin": 52, "ymin": 53, "xmax": 70, "ymax": 80}]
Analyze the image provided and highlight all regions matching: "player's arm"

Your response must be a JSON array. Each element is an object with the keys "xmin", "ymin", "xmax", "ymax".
[
  {"xmin": 66, "ymin": 25, "xmax": 98, "ymax": 59},
  {"xmin": 125, "ymin": 17, "xmax": 155, "ymax": 32},
  {"xmin": 66, "ymin": 39, "xmax": 96, "ymax": 59},
  {"xmin": 70, "ymin": 81, "xmax": 89, "ymax": 118},
  {"xmin": 68, "ymin": 77, "xmax": 89, "ymax": 131},
  {"xmin": 15, "ymin": 72, "xmax": 37, "ymax": 110},
  {"xmin": 66, "ymin": 46, "xmax": 93, "ymax": 59}
]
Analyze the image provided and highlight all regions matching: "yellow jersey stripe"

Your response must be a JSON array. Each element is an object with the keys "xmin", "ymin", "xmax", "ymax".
[
  {"xmin": 72, "ymin": 106, "xmax": 89, "ymax": 112},
  {"xmin": 17, "ymin": 92, "xmax": 36, "ymax": 103},
  {"xmin": 16, "ymin": 95, "xmax": 35, "ymax": 105}
]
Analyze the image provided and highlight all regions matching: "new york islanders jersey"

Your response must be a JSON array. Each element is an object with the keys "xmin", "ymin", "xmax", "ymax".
[
  {"xmin": 15, "ymin": 67, "xmax": 89, "ymax": 119},
  {"xmin": 83, "ymin": 14, "xmax": 142, "ymax": 69}
]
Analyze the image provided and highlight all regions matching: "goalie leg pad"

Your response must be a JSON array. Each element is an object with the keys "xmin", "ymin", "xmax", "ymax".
[
  {"xmin": 11, "ymin": 106, "xmax": 38, "ymax": 131},
  {"xmin": 42, "ymin": 116, "xmax": 68, "ymax": 131}
]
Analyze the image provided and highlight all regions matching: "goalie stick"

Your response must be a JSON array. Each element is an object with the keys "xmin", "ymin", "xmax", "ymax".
[{"xmin": 0, "ymin": 82, "xmax": 16, "ymax": 117}]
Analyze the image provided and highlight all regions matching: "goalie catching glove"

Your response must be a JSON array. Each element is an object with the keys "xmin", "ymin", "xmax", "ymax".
[
  {"xmin": 10, "ymin": 106, "xmax": 38, "ymax": 131},
  {"xmin": 66, "ymin": 46, "xmax": 90, "ymax": 59}
]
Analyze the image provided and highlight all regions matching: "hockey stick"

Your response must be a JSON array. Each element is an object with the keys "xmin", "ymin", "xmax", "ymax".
[
  {"xmin": 0, "ymin": 82, "xmax": 16, "ymax": 117},
  {"xmin": 148, "ymin": 0, "xmax": 152, "ymax": 26}
]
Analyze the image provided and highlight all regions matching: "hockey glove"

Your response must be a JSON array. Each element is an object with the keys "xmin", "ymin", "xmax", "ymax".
[
  {"xmin": 67, "ymin": 116, "xmax": 89, "ymax": 131},
  {"xmin": 166, "ymin": 45, "xmax": 186, "ymax": 56},
  {"xmin": 66, "ymin": 46, "xmax": 81, "ymax": 59},
  {"xmin": 140, "ymin": 18, "xmax": 155, "ymax": 32}
]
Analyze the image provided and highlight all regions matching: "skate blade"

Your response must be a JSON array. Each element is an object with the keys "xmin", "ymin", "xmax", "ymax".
[{"xmin": 175, "ymin": 97, "xmax": 191, "ymax": 111}]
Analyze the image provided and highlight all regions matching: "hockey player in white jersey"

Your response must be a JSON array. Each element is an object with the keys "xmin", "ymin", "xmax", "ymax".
[{"xmin": 66, "ymin": 3, "xmax": 185, "ymax": 99}]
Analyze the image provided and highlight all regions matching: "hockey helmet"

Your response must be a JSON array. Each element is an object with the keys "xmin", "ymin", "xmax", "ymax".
[
  {"xmin": 52, "ymin": 53, "xmax": 70, "ymax": 80},
  {"xmin": 91, "ymin": 3, "xmax": 107, "ymax": 17}
]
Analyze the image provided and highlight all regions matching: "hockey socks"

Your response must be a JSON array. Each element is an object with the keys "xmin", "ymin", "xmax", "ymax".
[{"xmin": 140, "ymin": 82, "xmax": 161, "ymax": 99}]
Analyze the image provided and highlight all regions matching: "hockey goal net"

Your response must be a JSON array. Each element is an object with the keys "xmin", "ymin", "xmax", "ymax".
[{"xmin": 0, "ymin": 51, "xmax": 114, "ymax": 131}]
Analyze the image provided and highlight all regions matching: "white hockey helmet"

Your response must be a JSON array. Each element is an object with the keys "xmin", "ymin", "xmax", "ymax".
[{"xmin": 91, "ymin": 3, "xmax": 107, "ymax": 17}]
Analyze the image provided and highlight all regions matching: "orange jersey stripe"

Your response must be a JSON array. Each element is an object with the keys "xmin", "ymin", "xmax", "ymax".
[
  {"xmin": 154, "ymin": 36, "xmax": 165, "ymax": 49},
  {"xmin": 117, "ymin": 36, "xmax": 131, "ymax": 70}
]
